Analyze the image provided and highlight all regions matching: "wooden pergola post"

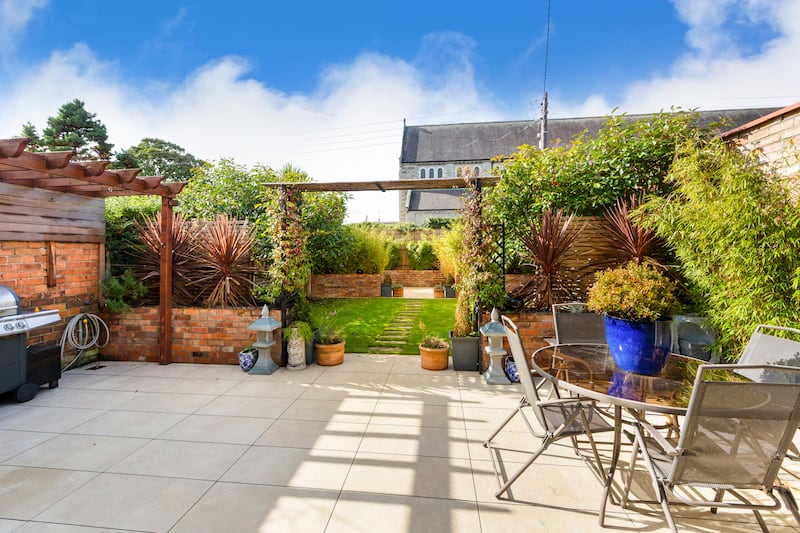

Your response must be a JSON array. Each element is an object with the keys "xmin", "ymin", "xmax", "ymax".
[{"xmin": 158, "ymin": 196, "xmax": 175, "ymax": 365}]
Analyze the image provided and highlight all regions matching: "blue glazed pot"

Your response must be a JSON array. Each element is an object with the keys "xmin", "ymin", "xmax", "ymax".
[{"xmin": 605, "ymin": 316, "xmax": 672, "ymax": 376}]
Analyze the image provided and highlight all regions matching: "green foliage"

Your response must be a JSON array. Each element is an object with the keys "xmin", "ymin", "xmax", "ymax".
[
  {"xmin": 311, "ymin": 308, "xmax": 345, "ymax": 345},
  {"xmin": 453, "ymin": 291, "xmax": 474, "ymax": 337},
  {"xmin": 587, "ymin": 262, "xmax": 680, "ymax": 322},
  {"xmin": 40, "ymin": 99, "xmax": 113, "ymax": 159},
  {"xmin": 180, "ymin": 159, "xmax": 275, "ymax": 223},
  {"xmin": 640, "ymin": 137, "xmax": 800, "ymax": 355},
  {"xmin": 20, "ymin": 122, "xmax": 43, "ymax": 151},
  {"xmin": 385, "ymin": 240, "xmax": 403, "ymax": 270},
  {"xmin": 114, "ymin": 138, "xmax": 204, "ymax": 182},
  {"xmin": 457, "ymin": 182, "xmax": 504, "ymax": 310},
  {"xmin": 431, "ymin": 221, "xmax": 462, "ymax": 278},
  {"xmin": 344, "ymin": 226, "xmax": 389, "ymax": 274},
  {"xmin": 283, "ymin": 321, "xmax": 314, "ymax": 343},
  {"xmin": 104, "ymin": 196, "xmax": 161, "ymax": 275},
  {"xmin": 407, "ymin": 240, "xmax": 439, "ymax": 270},
  {"xmin": 102, "ymin": 269, "xmax": 146, "ymax": 313},
  {"xmin": 425, "ymin": 217, "xmax": 453, "ymax": 230},
  {"xmin": 487, "ymin": 110, "xmax": 705, "ymax": 243},
  {"xmin": 419, "ymin": 321, "xmax": 448, "ymax": 349}
]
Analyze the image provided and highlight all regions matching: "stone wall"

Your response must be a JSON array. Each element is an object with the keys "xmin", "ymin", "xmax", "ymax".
[
  {"xmin": 101, "ymin": 306, "xmax": 281, "ymax": 365},
  {"xmin": 309, "ymin": 274, "xmax": 381, "ymax": 298}
]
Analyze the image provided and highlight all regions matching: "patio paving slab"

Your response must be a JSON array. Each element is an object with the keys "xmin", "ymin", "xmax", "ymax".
[{"xmin": 1, "ymin": 358, "xmax": 799, "ymax": 532}]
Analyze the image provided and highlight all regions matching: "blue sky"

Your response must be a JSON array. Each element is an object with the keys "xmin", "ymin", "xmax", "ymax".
[{"xmin": 1, "ymin": 0, "xmax": 798, "ymax": 221}]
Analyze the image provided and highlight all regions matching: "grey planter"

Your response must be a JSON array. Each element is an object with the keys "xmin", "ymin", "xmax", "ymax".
[
  {"xmin": 450, "ymin": 332, "xmax": 480, "ymax": 371},
  {"xmin": 444, "ymin": 286, "xmax": 456, "ymax": 298},
  {"xmin": 381, "ymin": 285, "xmax": 393, "ymax": 297}
]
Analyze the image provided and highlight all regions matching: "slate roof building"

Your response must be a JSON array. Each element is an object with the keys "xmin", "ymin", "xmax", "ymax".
[{"xmin": 398, "ymin": 108, "xmax": 780, "ymax": 223}]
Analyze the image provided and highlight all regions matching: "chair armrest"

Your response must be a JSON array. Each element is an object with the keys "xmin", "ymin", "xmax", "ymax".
[{"xmin": 634, "ymin": 419, "xmax": 679, "ymax": 456}]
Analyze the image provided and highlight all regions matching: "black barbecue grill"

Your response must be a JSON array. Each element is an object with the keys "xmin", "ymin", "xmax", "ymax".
[{"xmin": 0, "ymin": 284, "xmax": 62, "ymax": 402}]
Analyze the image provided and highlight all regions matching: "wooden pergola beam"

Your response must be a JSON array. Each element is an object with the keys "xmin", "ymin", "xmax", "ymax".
[{"xmin": 261, "ymin": 176, "xmax": 500, "ymax": 192}]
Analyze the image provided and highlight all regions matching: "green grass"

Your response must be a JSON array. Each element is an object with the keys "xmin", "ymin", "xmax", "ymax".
[{"xmin": 309, "ymin": 297, "xmax": 456, "ymax": 354}]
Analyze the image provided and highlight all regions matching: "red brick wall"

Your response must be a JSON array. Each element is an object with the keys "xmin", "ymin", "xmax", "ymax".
[
  {"xmin": 384, "ymin": 270, "xmax": 445, "ymax": 287},
  {"xmin": 310, "ymin": 274, "xmax": 380, "ymax": 298},
  {"xmin": 0, "ymin": 241, "xmax": 101, "ymax": 346},
  {"xmin": 101, "ymin": 306, "xmax": 283, "ymax": 365},
  {"xmin": 479, "ymin": 310, "xmax": 554, "ymax": 371}
]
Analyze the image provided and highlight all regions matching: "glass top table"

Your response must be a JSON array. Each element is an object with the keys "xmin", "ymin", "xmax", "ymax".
[{"xmin": 531, "ymin": 343, "xmax": 708, "ymax": 416}]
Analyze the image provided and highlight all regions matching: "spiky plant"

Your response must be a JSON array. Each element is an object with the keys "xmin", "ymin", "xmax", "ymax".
[
  {"xmin": 133, "ymin": 213, "xmax": 201, "ymax": 306},
  {"xmin": 601, "ymin": 193, "xmax": 667, "ymax": 269},
  {"xmin": 192, "ymin": 214, "xmax": 256, "ymax": 308},
  {"xmin": 511, "ymin": 208, "xmax": 584, "ymax": 310}
]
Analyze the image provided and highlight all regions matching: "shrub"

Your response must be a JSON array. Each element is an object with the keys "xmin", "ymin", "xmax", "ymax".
[
  {"xmin": 408, "ymin": 240, "xmax": 439, "ymax": 270},
  {"xmin": 346, "ymin": 226, "xmax": 389, "ymax": 274},
  {"xmin": 587, "ymin": 262, "xmax": 679, "ymax": 322},
  {"xmin": 640, "ymin": 137, "xmax": 800, "ymax": 355},
  {"xmin": 102, "ymin": 269, "xmax": 146, "ymax": 313},
  {"xmin": 385, "ymin": 240, "xmax": 403, "ymax": 270}
]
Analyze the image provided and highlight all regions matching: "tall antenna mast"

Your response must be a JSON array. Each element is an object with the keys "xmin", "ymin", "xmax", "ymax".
[{"xmin": 539, "ymin": 0, "xmax": 551, "ymax": 150}]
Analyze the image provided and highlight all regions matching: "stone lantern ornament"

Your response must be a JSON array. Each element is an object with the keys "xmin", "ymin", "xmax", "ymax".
[
  {"xmin": 247, "ymin": 305, "xmax": 281, "ymax": 375},
  {"xmin": 480, "ymin": 308, "xmax": 511, "ymax": 384}
]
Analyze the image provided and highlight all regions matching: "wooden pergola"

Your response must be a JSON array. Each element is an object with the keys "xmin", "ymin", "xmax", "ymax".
[
  {"xmin": 261, "ymin": 176, "xmax": 499, "ymax": 192},
  {"xmin": 0, "ymin": 138, "xmax": 186, "ymax": 364}
]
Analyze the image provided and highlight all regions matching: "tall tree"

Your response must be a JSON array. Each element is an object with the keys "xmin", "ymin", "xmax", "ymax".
[
  {"xmin": 20, "ymin": 122, "xmax": 43, "ymax": 151},
  {"xmin": 114, "ymin": 138, "xmax": 204, "ymax": 182},
  {"xmin": 41, "ymin": 99, "xmax": 113, "ymax": 159}
]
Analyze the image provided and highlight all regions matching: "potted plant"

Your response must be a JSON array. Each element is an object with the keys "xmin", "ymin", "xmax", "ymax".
[
  {"xmin": 419, "ymin": 321, "xmax": 449, "ymax": 370},
  {"xmin": 238, "ymin": 344, "xmax": 258, "ymax": 372},
  {"xmin": 449, "ymin": 291, "xmax": 480, "ymax": 371},
  {"xmin": 381, "ymin": 273, "xmax": 393, "ymax": 297},
  {"xmin": 444, "ymin": 274, "xmax": 456, "ymax": 298},
  {"xmin": 283, "ymin": 321, "xmax": 313, "ymax": 370},
  {"xmin": 587, "ymin": 262, "xmax": 680, "ymax": 375},
  {"xmin": 392, "ymin": 283, "xmax": 404, "ymax": 297},
  {"xmin": 314, "ymin": 311, "xmax": 346, "ymax": 366},
  {"xmin": 433, "ymin": 284, "xmax": 445, "ymax": 298}
]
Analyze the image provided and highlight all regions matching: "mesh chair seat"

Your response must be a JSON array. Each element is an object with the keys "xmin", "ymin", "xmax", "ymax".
[{"xmin": 611, "ymin": 363, "xmax": 800, "ymax": 532}]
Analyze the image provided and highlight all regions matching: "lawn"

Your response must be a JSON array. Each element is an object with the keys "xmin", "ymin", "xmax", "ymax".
[{"xmin": 309, "ymin": 297, "xmax": 457, "ymax": 354}]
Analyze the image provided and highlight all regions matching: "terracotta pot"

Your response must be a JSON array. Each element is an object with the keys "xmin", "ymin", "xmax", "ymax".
[
  {"xmin": 316, "ymin": 341, "xmax": 345, "ymax": 366},
  {"xmin": 420, "ymin": 345, "xmax": 449, "ymax": 370},
  {"xmin": 433, "ymin": 288, "xmax": 445, "ymax": 298}
]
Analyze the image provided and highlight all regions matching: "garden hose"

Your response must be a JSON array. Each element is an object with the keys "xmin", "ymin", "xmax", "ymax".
[{"xmin": 60, "ymin": 313, "xmax": 110, "ymax": 370}]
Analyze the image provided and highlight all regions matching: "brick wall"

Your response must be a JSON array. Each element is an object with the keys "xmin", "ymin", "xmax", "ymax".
[
  {"xmin": 479, "ymin": 310, "xmax": 554, "ymax": 372},
  {"xmin": 384, "ymin": 270, "xmax": 445, "ymax": 287},
  {"xmin": 310, "ymin": 274, "xmax": 380, "ymax": 298},
  {"xmin": 101, "ymin": 306, "xmax": 282, "ymax": 365},
  {"xmin": 0, "ymin": 241, "xmax": 101, "ymax": 347},
  {"xmin": 726, "ymin": 104, "xmax": 800, "ymax": 180}
]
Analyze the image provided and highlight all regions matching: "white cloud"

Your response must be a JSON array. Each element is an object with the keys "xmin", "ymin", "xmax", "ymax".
[
  {"xmin": 0, "ymin": 33, "xmax": 505, "ymax": 222},
  {"xmin": 555, "ymin": 0, "xmax": 800, "ymax": 115},
  {"xmin": 0, "ymin": 0, "xmax": 48, "ymax": 51}
]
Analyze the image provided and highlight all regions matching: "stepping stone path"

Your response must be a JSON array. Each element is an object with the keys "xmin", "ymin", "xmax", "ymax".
[{"xmin": 368, "ymin": 299, "xmax": 423, "ymax": 354}]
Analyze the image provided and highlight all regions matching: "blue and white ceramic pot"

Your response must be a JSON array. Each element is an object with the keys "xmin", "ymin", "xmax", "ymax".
[
  {"xmin": 605, "ymin": 316, "xmax": 672, "ymax": 376},
  {"xmin": 239, "ymin": 349, "xmax": 258, "ymax": 372}
]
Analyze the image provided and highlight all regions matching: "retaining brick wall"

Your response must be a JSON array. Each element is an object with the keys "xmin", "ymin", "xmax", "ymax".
[
  {"xmin": 0, "ymin": 241, "xmax": 101, "ymax": 348},
  {"xmin": 479, "ymin": 310, "xmax": 554, "ymax": 372},
  {"xmin": 101, "ymin": 306, "xmax": 282, "ymax": 365},
  {"xmin": 384, "ymin": 270, "xmax": 445, "ymax": 287},
  {"xmin": 310, "ymin": 274, "xmax": 380, "ymax": 298}
]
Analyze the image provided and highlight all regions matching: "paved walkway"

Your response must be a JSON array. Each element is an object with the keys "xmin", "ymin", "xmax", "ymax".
[{"xmin": 1, "ymin": 356, "xmax": 799, "ymax": 532}]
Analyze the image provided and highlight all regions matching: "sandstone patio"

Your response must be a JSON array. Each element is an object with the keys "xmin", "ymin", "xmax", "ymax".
[{"xmin": 1, "ymin": 355, "xmax": 799, "ymax": 532}]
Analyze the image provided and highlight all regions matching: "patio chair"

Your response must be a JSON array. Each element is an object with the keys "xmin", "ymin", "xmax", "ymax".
[
  {"xmin": 483, "ymin": 315, "xmax": 614, "ymax": 499},
  {"xmin": 737, "ymin": 324, "xmax": 800, "ymax": 369},
  {"xmin": 548, "ymin": 302, "xmax": 606, "ymax": 345},
  {"xmin": 611, "ymin": 363, "xmax": 800, "ymax": 532}
]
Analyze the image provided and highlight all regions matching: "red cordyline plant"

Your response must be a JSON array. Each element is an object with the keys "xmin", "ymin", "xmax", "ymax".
[
  {"xmin": 601, "ymin": 193, "xmax": 667, "ymax": 269},
  {"xmin": 511, "ymin": 208, "xmax": 584, "ymax": 310},
  {"xmin": 134, "ymin": 212, "xmax": 202, "ymax": 306},
  {"xmin": 192, "ymin": 214, "xmax": 256, "ymax": 308}
]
